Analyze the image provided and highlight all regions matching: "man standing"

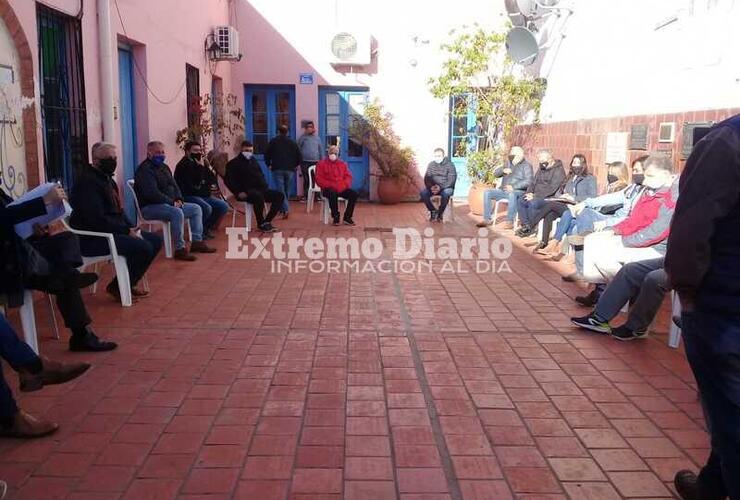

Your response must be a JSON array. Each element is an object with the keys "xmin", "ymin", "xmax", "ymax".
[
  {"xmin": 265, "ymin": 125, "xmax": 302, "ymax": 219},
  {"xmin": 174, "ymin": 141, "xmax": 229, "ymax": 239},
  {"xmin": 420, "ymin": 148, "xmax": 457, "ymax": 222},
  {"xmin": 666, "ymin": 114, "xmax": 740, "ymax": 500},
  {"xmin": 297, "ymin": 121, "xmax": 323, "ymax": 200},
  {"xmin": 134, "ymin": 141, "xmax": 215, "ymax": 261},
  {"xmin": 315, "ymin": 145, "xmax": 358, "ymax": 226},
  {"xmin": 477, "ymin": 146, "xmax": 533, "ymax": 229},
  {"xmin": 515, "ymin": 149, "xmax": 565, "ymax": 234},
  {"xmin": 72, "ymin": 142, "xmax": 162, "ymax": 307},
  {"xmin": 225, "ymin": 140, "xmax": 284, "ymax": 233}
]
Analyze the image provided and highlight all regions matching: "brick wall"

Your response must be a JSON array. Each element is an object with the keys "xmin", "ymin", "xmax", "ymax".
[{"xmin": 516, "ymin": 107, "xmax": 740, "ymax": 189}]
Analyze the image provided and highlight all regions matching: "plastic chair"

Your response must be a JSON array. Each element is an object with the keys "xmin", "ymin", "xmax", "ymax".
[
  {"xmin": 232, "ymin": 202, "xmax": 256, "ymax": 232},
  {"xmin": 668, "ymin": 290, "xmax": 682, "ymax": 348},
  {"xmin": 430, "ymin": 195, "xmax": 455, "ymax": 221},
  {"xmin": 306, "ymin": 165, "xmax": 322, "ymax": 213},
  {"xmin": 126, "ymin": 179, "xmax": 190, "ymax": 258},
  {"xmin": 321, "ymin": 196, "xmax": 347, "ymax": 224},
  {"xmin": 537, "ymin": 217, "xmax": 560, "ymax": 241}
]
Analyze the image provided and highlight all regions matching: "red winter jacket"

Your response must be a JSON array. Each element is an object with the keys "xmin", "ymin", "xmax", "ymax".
[
  {"xmin": 316, "ymin": 158, "xmax": 352, "ymax": 193},
  {"xmin": 612, "ymin": 177, "xmax": 679, "ymax": 250}
]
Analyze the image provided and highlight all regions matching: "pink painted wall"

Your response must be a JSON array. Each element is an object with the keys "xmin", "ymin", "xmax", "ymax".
[{"xmin": 8, "ymin": 0, "xmax": 234, "ymax": 186}]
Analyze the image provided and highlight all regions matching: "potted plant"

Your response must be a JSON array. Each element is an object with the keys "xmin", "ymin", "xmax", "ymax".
[
  {"xmin": 352, "ymin": 99, "xmax": 417, "ymax": 204},
  {"xmin": 428, "ymin": 25, "xmax": 546, "ymax": 213}
]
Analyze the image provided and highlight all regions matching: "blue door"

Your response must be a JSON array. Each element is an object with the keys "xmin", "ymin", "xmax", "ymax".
[
  {"xmin": 319, "ymin": 88, "xmax": 370, "ymax": 199},
  {"xmin": 448, "ymin": 94, "xmax": 486, "ymax": 199},
  {"xmin": 118, "ymin": 47, "xmax": 137, "ymax": 221},
  {"xmin": 244, "ymin": 85, "xmax": 296, "ymax": 195}
]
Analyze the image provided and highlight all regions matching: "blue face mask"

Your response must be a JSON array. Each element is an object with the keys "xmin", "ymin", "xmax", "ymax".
[{"xmin": 151, "ymin": 154, "xmax": 166, "ymax": 166}]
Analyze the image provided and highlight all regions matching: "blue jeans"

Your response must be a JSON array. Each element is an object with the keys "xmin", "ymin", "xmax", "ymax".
[
  {"xmin": 682, "ymin": 307, "xmax": 740, "ymax": 499},
  {"xmin": 517, "ymin": 198, "xmax": 546, "ymax": 227},
  {"xmin": 141, "ymin": 202, "xmax": 203, "ymax": 250},
  {"xmin": 553, "ymin": 210, "xmax": 575, "ymax": 241},
  {"xmin": 272, "ymin": 170, "xmax": 294, "ymax": 213},
  {"xmin": 0, "ymin": 314, "xmax": 40, "ymax": 421},
  {"xmin": 420, "ymin": 187, "xmax": 454, "ymax": 215},
  {"xmin": 482, "ymin": 189, "xmax": 523, "ymax": 223},
  {"xmin": 184, "ymin": 196, "xmax": 229, "ymax": 232}
]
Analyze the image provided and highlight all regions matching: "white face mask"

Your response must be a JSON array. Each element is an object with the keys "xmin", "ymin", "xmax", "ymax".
[
  {"xmin": 242, "ymin": 151, "xmax": 253, "ymax": 160},
  {"xmin": 329, "ymin": 154, "xmax": 338, "ymax": 161},
  {"xmin": 434, "ymin": 156, "xmax": 444, "ymax": 163}
]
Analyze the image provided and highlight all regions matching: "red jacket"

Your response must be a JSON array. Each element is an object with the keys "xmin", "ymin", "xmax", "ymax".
[
  {"xmin": 612, "ymin": 177, "xmax": 679, "ymax": 249},
  {"xmin": 316, "ymin": 158, "xmax": 352, "ymax": 193}
]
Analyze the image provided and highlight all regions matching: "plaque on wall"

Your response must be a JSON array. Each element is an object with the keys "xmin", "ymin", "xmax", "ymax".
[
  {"xmin": 629, "ymin": 124, "xmax": 648, "ymax": 150},
  {"xmin": 681, "ymin": 121, "xmax": 714, "ymax": 159}
]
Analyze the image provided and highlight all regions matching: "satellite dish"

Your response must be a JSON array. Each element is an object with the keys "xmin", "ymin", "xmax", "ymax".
[{"xmin": 506, "ymin": 26, "xmax": 540, "ymax": 65}]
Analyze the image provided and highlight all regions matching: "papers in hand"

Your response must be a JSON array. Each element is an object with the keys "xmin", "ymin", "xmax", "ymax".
[{"xmin": 9, "ymin": 183, "xmax": 72, "ymax": 239}]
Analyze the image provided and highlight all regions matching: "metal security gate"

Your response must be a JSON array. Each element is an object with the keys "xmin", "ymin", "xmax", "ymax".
[{"xmin": 37, "ymin": 4, "xmax": 89, "ymax": 188}]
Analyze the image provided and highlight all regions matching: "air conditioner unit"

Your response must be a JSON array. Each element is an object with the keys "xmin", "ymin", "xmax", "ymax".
[
  {"xmin": 658, "ymin": 122, "xmax": 676, "ymax": 143},
  {"xmin": 329, "ymin": 31, "xmax": 372, "ymax": 65},
  {"xmin": 213, "ymin": 26, "xmax": 240, "ymax": 60}
]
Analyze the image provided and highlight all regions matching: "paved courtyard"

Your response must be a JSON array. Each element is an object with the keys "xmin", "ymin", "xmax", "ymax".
[{"xmin": 1, "ymin": 202, "xmax": 704, "ymax": 499}]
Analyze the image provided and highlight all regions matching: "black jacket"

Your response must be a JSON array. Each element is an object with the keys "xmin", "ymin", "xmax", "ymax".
[
  {"xmin": 527, "ymin": 160, "xmax": 566, "ymax": 199},
  {"xmin": 424, "ymin": 158, "xmax": 457, "ymax": 190},
  {"xmin": 494, "ymin": 159, "xmax": 533, "ymax": 191},
  {"xmin": 70, "ymin": 165, "xmax": 133, "ymax": 236},
  {"xmin": 265, "ymin": 135, "xmax": 302, "ymax": 171},
  {"xmin": 174, "ymin": 156, "xmax": 217, "ymax": 198},
  {"xmin": 225, "ymin": 154, "xmax": 269, "ymax": 196},
  {"xmin": 0, "ymin": 189, "xmax": 47, "ymax": 301},
  {"xmin": 134, "ymin": 159, "xmax": 183, "ymax": 207}
]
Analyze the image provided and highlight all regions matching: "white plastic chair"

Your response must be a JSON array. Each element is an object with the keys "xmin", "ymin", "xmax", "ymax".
[
  {"xmin": 20, "ymin": 290, "xmax": 40, "ymax": 353},
  {"xmin": 537, "ymin": 217, "xmax": 560, "ymax": 241},
  {"xmin": 668, "ymin": 290, "xmax": 682, "ymax": 348},
  {"xmin": 231, "ymin": 202, "xmax": 256, "ymax": 232},
  {"xmin": 306, "ymin": 165, "xmax": 322, "ymax": 213},
  {"xmin": 322, "ymin": 196, "xmax": 347, "ymax": 224},
  {"xmin": 126, "ymin": 180, "xmax": 190, "ymax": 258},
  {"xmin": 430, "ymin": 195, "xmax": 455, "ymax": 221}
]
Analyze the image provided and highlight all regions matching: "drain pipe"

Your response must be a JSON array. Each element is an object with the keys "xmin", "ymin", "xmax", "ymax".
[{"xmin": 98, "ymin": 0, "xmax": 115, "ymax": 142}]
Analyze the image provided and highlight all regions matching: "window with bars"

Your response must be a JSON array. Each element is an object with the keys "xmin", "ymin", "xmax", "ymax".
[{"xmin": 37, "ymin": 3, "xmax": 89, "ymax": 188}]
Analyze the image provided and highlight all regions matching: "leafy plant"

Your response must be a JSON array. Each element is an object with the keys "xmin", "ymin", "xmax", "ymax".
[
  {"xmin": 428, "ymin": 24, "xmax": 546, "ymax": 183},
  {"xmin": 176, "ymin": 93, "xmax": 245, "ymax": 151},
  {"xmin": 350, "ymin": 99, "xmax": 417, "ymax": 185}
]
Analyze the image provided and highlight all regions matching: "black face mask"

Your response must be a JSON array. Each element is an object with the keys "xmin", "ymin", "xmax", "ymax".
[
  {"xmin": 633, "ymin": 174, "xmax": 645, "ymax": 185},
  {"xmin": 508, "ymin": 155, "xmax": 516, "ymax": 163},
  {"xmin": 99, "ymin": 158, "xmax": 117, "ymax": 176},
  {"xmin": 190, "ymin": 153, "xmax": 203, "ymax": 161},
  {"xmin": 607, "ymin": 174, "xmax": 619, "ymax": 184},
  {"xmin": 539, "ymin": 161, "xmax": 548, "ymax": 170},
  {"xmin": 571, "ymin": 166, "xmax": 584, "ymax": 175}
]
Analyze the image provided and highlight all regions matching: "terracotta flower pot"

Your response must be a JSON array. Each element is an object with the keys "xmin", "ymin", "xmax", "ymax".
[
  {"xmin": 377, "ymin": 176, "xmax": 407, "ymax": 205},
  {"xmin": 468, "ymin": 182, "xmax": 495, "ymax": 215}
]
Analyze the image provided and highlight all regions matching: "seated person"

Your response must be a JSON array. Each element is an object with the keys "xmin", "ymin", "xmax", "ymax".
[
  {"xmin": 571, "ymin": 258, "xmax": 668, "ymax": 341},
  {"xmin": 477, "ymin": 146, "xmax": 532, "ymax": 228},
  {"xmin": 2, "ymin": 184, "xmax": 117, "ymax": 352},
  {"xmin": 420, "ymin": 148, "xmax": 457, "ymax": 222},
  {"xmin": 316, "ymin": 145, "xmax": 359, "ymax": 226},
  {"xmin": 577, "ymin": 154, "xmax": 678, "ymax": 306},
  {"xmin": 175, "ymin": 141, "xmax": 229, "ymax": 239},
  {"xmin": 563, "ymin": 157, "xmax": 647, "ymax": 279},
  {"xmin": 71, "ymin": 143, "xmax": 163, "ymax": 304},
  {"xmin": 520, "ymin": 154, "xmax": 597, "ymax": 253},
  {"xmin": 224, "ymin": 140, "xmax": 284, "ymax": 233},
  {"xmin": 0, "ymin": 314, "xmax": 90, "ymax": 438},
  {"xmin": 516, "ymin": 149, "xmax": 565, "ymax": 233},
  {"xmin": 545, "ymin": 160, "xmax": 630, "ymax": 260},
  {"xmin": 134, "ymin": 141, "xmax": 215, "ymax": 261}
]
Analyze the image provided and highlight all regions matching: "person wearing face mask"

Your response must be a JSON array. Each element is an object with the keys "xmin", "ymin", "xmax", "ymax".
[
  {"xmin": 575, "ymin": 154, "xmax": 679, "ymax": 306},
  {"xmin": 224, "ymin": 140, "xmax": 284, "ymax": 232},
  {"xmin": 134, "ymin": 140, "xmax": 216, "ymax": 261},
  {"xmin": 515, "ymin": 149, "xmax": 566, "ymax": 234},
  {"xmin": 174, "ymin": 141, "xmax": 229, "ymax": 239},
  {"xmin": 316, "ymin": 145, "xmax": 359, "ymax": 225},
  {"xmin": 420, "ymin": 148, "xmax": 457, "ymax": 222},
  {"xmin": 477, "ymin": 146, "xmax": 532, "ymax": 229},
  {"xmin": 71, "ymin": 142, "xmax": 163, "ymax": 313}
]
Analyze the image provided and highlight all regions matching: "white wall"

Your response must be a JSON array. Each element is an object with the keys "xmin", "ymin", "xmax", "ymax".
[
  {"xmin": 0, "ymin": 17, "xmax": 27, "ymax": 197},
  {"xmin": 539, "ymin": 0, "xmax": 740, "ymax": 122}
]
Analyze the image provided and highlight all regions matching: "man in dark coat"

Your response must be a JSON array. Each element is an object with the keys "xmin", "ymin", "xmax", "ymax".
[
  {"xmin": 264, "ymin": 125, "xmax": 302, "ymax": 217},
  {"xmin": 420, "ymin": 148, "xmax": 457, "ymax": 222}
]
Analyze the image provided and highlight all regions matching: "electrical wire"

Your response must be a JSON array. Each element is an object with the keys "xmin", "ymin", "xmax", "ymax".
[{"xmin": 112, "ymin": 0, "xmax": 187, "ymax": 105}]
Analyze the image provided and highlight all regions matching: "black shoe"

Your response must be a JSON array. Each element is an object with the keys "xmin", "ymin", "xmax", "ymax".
[
  {"xmin": 332, "ymin": 217, "xmax": 340, "ymax": 226},
  {"xmin": 69, "ymin": 328, "xmax": 117, "ymax": 352},
  {"xmin": 259, "ymin": 223, "xmax": 277, "ymax": 233},
  {"xmin": 515, "ymin": 225, "xmax": 533, "ymax": 237},
  {"xmin": 570, "ymin": 314, "xmax": 610, "ymax": 334},
  {"xmin": 611, "ymin": 325, "xmax": 648, "ymax": 341},
  {"xmin": 343, "ymin": 218, "xmax": 356, "ymax": 226},
  {"xmin": 429, "ymin": 210, "xmax": 438, "ymax": 222},
  {"xmin": 674, "ymin": 470, "xmax": 701, "ymax": 500},
  {"xmin": 575, "ymin": 288, "xmax": 601, "ymax": 307},
  {"xmin": 33, "ymin": 271, "xmax": 99, "ymax": 294}
]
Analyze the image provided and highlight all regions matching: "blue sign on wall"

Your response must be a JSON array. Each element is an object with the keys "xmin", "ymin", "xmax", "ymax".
[{"xmin": 299, "ymin": 73, "xmax": 314, "ymax": 85}]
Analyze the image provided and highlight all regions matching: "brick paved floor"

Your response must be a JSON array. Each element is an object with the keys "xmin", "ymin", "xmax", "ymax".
[{"xmin": 1, "ymin": 202, "xmax": 704, "ymax": 499}]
